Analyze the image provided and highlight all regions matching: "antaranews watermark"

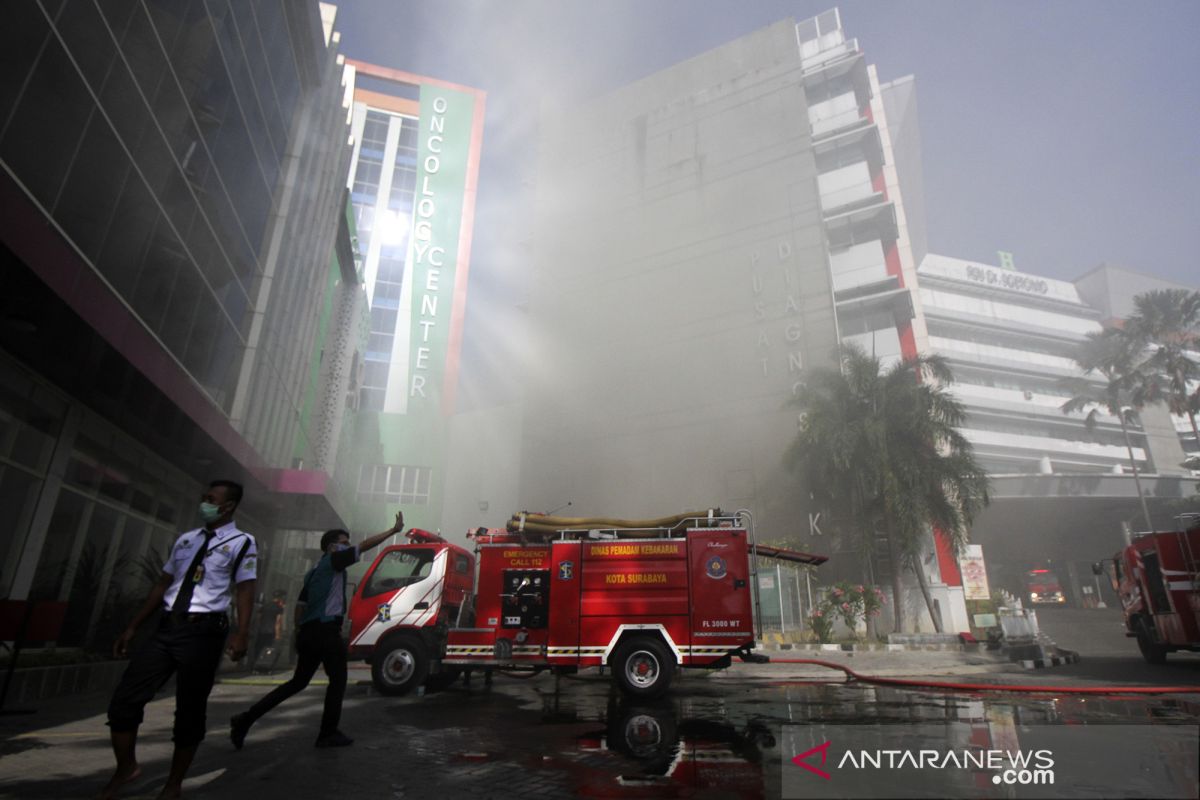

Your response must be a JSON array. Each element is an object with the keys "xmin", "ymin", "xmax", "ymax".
[{"xmin": 782, "ymin": 723, "xmax": 1197, "ymax": 799}]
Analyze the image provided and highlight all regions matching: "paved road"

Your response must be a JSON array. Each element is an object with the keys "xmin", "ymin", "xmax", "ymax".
[
  {"xmin": 1033, "ymin": 606, "xmax": 1200, "ymax": 687},
  {"xmin": 2, "ymin": 655, "xmax": 1198, "ymax": 800}
]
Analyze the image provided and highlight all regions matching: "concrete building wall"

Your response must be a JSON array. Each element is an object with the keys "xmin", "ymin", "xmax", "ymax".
[
  {"xmin": 1139, "ymin": 404, "xmax": 1190, "ymax": 475},
  {"xmin": 879, "ymin": 76, "xmax": 928, "ymax": 270},
  {"xmin": 1074, "ymin": 264, "xmax": 1193, "ymax": 322},
  {"xmin": 526, "ymin": 21, "xmax": 838, "ymax": 538}
]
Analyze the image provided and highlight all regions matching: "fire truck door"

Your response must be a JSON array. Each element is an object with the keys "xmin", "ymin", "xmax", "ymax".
[
  {"xmin": 1141, "ymin": 550, "xmax": 1172, "ymax": 614},
  {"xmin": 687, "ymin": 529, "xmax": 752, "ymax": 640},
  {"xmin": 549, "ymin": 541, "xmax": 581, "ymax": 655}
]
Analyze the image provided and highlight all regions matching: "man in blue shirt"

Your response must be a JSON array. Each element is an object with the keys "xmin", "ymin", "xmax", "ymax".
[{"xmin": 230, "ymin": 511, "xmax": 403, "ymax": 748}]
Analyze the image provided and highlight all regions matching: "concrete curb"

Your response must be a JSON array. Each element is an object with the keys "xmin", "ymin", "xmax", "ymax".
[{"xmin": 1018, "ymin": 650, "xmax": 1081, "ymax": 669}]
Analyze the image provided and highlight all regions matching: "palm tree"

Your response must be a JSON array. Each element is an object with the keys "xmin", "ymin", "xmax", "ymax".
[
  {"xmin": 1125, "ymin": 289, "xmax": 1200, "ymax": 452},
  {"xmin": 1060, "ymin": 327, "xmax": 1153, "ymax": 530},
  {"xmin": 787, "ymin": 345, "xmax": 990, "ymax": 633}
]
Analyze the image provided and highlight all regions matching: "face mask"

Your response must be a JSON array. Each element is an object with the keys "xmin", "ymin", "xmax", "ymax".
[
  {"xmin": 335, "ymin": 543, "xmax": 352, "ymax": 552},
  {"xmin": 199, "ymin": 502, "xmax": 223, "ymax": 524}
]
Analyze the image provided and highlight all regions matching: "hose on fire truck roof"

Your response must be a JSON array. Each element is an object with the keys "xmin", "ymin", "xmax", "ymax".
[
  {"xmin": 512, "ymin": 510, "xmax": 720, "ymax": 529},
  {"xmin": 506, "ymin": 510, "xmax": 725, "ymax": 538}
]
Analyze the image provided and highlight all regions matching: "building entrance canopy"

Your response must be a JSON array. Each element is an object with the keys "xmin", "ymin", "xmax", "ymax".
[{"xmin": 971, "ymin": 473, "xmax": 1198, "ymax": 567}]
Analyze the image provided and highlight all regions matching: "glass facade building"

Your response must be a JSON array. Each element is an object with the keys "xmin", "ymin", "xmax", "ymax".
[
  {"xmin": 0, "ymin": 1, "xmax": 366, "ymax": 663},
  {"xmin": 338, "ymin": 60, "xmax": 486, "ymax": 534}
]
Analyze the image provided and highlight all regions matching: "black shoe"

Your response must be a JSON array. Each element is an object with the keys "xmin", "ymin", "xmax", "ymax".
[
  {"xmin": 314, "ymin": 730, "xmax": 354, "ymax": 748},
  {"xmin": 230, "ymin": 713, "xmax": 250, "ymax": 751}
]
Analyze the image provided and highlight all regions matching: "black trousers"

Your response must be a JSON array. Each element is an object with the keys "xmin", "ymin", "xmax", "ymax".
[
  {"xmin": 240, "ymin": 620, "xmax": 347, "ymax": 737},
  {"xmin": 107, "ymin": 613, "xmax": 227, "ymax": 747}
]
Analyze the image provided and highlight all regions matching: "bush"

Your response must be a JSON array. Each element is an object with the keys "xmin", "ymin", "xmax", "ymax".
[
  {"xmin": 808, "ymin": 609, "xmax": 834, "ymax": 643},
  {"xmin": 812, "ymin": 582, "xmax": 885, "ymax": 641}
]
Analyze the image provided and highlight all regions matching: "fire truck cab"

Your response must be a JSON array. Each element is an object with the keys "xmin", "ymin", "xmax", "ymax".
[
  {"xmin": 1024, "ymin": 568, "xmax": 1066, "ymax": 606},
  {"xmin": 346, "ymin": 528, "xmax": 475, "ymax": 693},
  {"xmin": 1098, "ymin": 518, "xmax": 1200, "ymax": 664}
]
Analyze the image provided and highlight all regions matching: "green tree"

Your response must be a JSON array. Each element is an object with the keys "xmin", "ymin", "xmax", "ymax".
[
  {"xmin": 1061, "ymin": 327, "xmax": 1153, "ymax": 530},
  {"xmin": 1125, "ymin": 289, "xmax": 1200, "ymax": 452},
  {"xmin": 787, "ymin": 345, "xmax": 990, "ymax": 633}
]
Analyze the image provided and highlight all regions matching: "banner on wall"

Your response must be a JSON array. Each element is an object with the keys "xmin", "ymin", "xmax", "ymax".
[{"xmin": 957, "ymin": 544, "xmax": 991, "ymax": 601}]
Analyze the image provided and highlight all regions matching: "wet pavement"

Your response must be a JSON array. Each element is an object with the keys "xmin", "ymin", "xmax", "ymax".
[{"xmin": 2, "ymin": 655, "xmax": 1199, "ymax": 799}]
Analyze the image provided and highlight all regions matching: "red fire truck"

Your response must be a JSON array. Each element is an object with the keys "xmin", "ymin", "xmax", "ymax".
[
  {"xmin": 1097, "ymin": 517, "xmax": 1200, "ymax": 664},
  {"xmin": 1023, "ymin": 567, "xmax": 1066, "ymax": 606},
  {"xmin": 348, "ymin": 510, "xmax": 825, "ymax": 698}
]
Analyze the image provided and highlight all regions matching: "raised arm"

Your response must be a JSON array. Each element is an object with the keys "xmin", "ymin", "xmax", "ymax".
[{"xmin": 358, "ymin": 510, "xmax": 405, "ymax": 554}]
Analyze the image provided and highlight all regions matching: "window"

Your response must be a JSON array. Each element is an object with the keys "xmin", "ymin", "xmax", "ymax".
[
  {"xmin": 362, "ymin": 548, "xmax": 434, "ymax": 598},
  {"xmin": 366, "ymin": 333, "xmax": 393, "ymax": 359},
  {"xmin": 370, "ymin": 307, "xmax": 398, "ymax": 336},
  {"xmin": 376, "ymin": 254, "xmax": 405, "ymax": 283},
  {"xmin": 352, "ymin": 158, "xmax": 382, "ymax": 196},
  {"xmin": 357, "ymin": 465, "xmax": 432, "ymax": 505},
  {"xmin": 362, "ymin": 111, "xmax": 390, "ymax": 148},
  {"xmin": 362, "ymin": 361, "xmax": 389, "ymax": 390},
  {"xmin": 359, "ymin": 387, "xmax": 384, "ymax": 412}
]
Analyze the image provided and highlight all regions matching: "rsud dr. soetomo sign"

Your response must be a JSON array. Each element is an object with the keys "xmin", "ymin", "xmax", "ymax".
[{"xmin": 964, "ymin": 264, "xmax": 1049, "ymax": 295}]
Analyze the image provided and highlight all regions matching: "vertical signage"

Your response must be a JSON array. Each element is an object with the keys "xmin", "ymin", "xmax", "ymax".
[
  {"xmin": 408, "ymin": 86, "xmax": 475, "ymax": 415},
  {"xmin": 957, "ymin": 544, "xmax": 991, "ymax": 601}
]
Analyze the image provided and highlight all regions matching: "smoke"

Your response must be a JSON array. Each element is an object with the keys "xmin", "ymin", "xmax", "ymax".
[{"xmin": 333, "ymin": 1, "xmax": 1200, "ymax": 531}]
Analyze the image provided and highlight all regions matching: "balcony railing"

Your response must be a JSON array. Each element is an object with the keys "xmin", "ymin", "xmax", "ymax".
[
  {"xmin": 800, "ymin": 37, "xmax": 860, "ymax": 73},
  {"xmin": 810, "ymin": 107, "xmax": 867, "ymax": 138}
]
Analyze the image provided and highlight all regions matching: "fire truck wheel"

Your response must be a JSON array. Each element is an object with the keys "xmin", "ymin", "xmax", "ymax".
[
  {"xmin": 1134, "ymin": 619, "xmax": 1168, "ymax": 665},
  {"xmin": 612, "ymin": 636, "xmax": 674, "ymax": 698},
  {"xmin": 372, "ymin": 635, "xmax": 429, "ymax": 695}
]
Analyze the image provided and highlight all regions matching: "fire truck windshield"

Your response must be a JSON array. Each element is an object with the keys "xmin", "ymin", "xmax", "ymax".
[{"xmin": 363, "ymin": 548, "xmax": 435, "ymax": 597}]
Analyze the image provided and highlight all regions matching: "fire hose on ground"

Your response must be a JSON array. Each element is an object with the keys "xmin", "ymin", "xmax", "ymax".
[{"xmin": 761, "ymin": 657, "xmax": 1200, "ymax": 695}]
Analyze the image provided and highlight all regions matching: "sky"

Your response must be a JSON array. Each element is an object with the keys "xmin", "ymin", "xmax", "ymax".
[{"xmin": 335, "ymin": 0, "xmax": 1199, "ymax": 294}]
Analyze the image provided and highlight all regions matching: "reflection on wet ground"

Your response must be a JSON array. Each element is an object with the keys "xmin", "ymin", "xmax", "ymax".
[
  {"xmin": 472, "ymin": 675, "xmax": 1200, "ymax": 798},
  {"xmin": 2, "ymin": 672, "xmax": 1197, "ymax": 799}
]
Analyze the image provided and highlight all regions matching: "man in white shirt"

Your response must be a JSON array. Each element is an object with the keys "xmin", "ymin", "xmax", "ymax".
[{"xmin": 99, "ymin": 480, "xmax": 256, "ymax": 800}]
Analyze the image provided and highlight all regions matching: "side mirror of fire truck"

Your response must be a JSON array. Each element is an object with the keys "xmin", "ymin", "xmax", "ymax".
[{"xmin": 1091, "ymin": 562, "xmax": 1103, "ymax": 576}]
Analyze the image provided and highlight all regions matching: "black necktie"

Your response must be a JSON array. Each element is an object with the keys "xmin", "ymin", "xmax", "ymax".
[{"xmin": 171, "ymin": 530, "xmax": 214, "ymax": 619}]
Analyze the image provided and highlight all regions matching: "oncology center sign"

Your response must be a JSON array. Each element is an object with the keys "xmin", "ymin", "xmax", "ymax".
[{"xmin": 408, "ymin": 85, "xmax": 479, "ymax": 416}]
